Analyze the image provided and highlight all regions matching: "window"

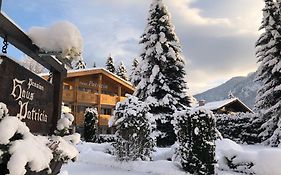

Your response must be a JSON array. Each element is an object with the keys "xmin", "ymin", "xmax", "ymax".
[
  {"xmin": 64, "ymin": 85, "xmax": 71, "ymax": 90},
  {"xmin": 101, "ymin": 108, "xmax": 112, "ymax": 115}
]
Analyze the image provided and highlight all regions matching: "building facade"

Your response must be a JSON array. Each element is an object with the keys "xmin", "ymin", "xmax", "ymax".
[{"xmin": 48, "ymin": 68, "xmax": 134, "ymax": 134}]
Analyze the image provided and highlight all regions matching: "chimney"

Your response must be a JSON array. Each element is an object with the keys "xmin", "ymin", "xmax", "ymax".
[{"xmin": 199, "ymin": 100, "xmax": 206, "ymax": 106}]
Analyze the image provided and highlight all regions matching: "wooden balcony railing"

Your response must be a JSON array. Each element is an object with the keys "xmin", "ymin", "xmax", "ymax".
[
  {"xmin": 63, "ymin": 90, "xmax": 126, "ymax": 105},
  {"xmin": 100, "ymin": 94, "xmax": 119, "ymax": 105},
  {"xmin": 99, "ymin": 114, "xmax": 111, "ymax": 126},
  {"xmin": 63, "ymin": 90, "xmax": 75, "ymax": 102},
  {"xmin": 77, "ymin": 91, "xmax": 98, "ymax": 104}
]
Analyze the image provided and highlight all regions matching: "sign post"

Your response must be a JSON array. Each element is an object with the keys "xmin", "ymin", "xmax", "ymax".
[{"xmin": 0, "ymin": 12, "xmax": 67, "ymax": 134}]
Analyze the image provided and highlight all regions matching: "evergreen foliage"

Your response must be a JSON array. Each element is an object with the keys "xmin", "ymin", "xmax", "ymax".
[
  {"xmin": 255, "ymin": 0, "xmax": 281, "ymax": 146},
  {"xmin": 112, "ymin": 95, "xmax": 155, "ymax": 161},
  {"xmin": 84, "ymin": 108, "xmax": 98, "ymax": 142},
  {"xmin": 130, "ymin": 58, "xmax": 140, "ymax": 86},
  {"xmin": 134, "ymin": 0, "xmax": 191, "ymax": 147},
  {"xmin": 216, "ymin": 113, "xmax": 261, "ymax": 144},
  {"xmin": 174, "ymin": 108, "xmax": 216, "ymax": 175},
  {"xmin": 75, "ymin": 60, "xmax": 86, "ymax": 69},
  {"xmin": 116, "ymin": 61, "xmax": 129, "ymax": 81},
  {"xmin": 105, "ymin": 55, "xmax": 116, "ymax": 73}
]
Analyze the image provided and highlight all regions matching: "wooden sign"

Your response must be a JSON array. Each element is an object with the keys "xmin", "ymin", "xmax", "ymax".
[{"xmin": 0, "ymin": 55, "xmax": 54, "ymax": 134}]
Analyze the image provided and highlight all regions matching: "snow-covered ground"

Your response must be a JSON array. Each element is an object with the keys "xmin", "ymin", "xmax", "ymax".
[{"xmin": 59, "ymin": 139, "xmax": 281, "ymax": 175}]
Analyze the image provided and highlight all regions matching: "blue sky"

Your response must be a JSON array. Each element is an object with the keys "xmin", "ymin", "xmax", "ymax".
[{"xmin": 1, "ymin": 0, "xmax": 263, "ymax": 94}]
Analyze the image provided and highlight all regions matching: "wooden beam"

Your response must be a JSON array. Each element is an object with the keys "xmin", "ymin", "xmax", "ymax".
[
  {"xmin": 50, "ymin": 70, "xmax": 64, "ymax": 133},
  {"xmin": 0, "ymin": 12, "xmax": 66, "ymax": 74},
  {"xmin": 97, "ymin": 74, "xmax": 102, "ymax": 127}
]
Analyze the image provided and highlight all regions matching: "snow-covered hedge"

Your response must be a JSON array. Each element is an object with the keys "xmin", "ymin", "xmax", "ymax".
[
  {"xmin": 111, "ymin": 95, "xmax": 156, "ymax": 161},
  {"xmin": 0, "ymin": 102, "xmax": 80, "ymax": 175},
  {"xmin": 216, "ymin": 112, "xmax": 260, "ymax": 144},
  {"xmin": 174, "ymin": 108, "xmax": 216, "ymax": 175}
]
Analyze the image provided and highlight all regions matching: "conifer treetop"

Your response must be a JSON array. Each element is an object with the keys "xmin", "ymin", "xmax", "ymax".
[
  {"xmin": 106, "ymin": 55, "xmax": 116, "ymax": 73},
  {"xmin": 135, "ymin": 0, "xmax": 190, "ymax": 108}
]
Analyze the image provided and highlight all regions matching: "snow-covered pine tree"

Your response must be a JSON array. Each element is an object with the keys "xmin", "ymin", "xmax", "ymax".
[
  {"xmin": 105, "ymin": 55, "xmax": 116, "ymax": 73},
  {"xmin": 255, "ymin": 0, "xmax": 281, "ymax": 147},
  {"xmin": 84, "ymin": 108, "xmax": 98, "ymax": 142},
  {"xmin": 116, "ymin": 61, "xmax": 129, "ymax": 81},
  {"xmin": 75, "ymin": 60, "xmax": 86, "ymax": 69},
  {"xmin": 130, "ymin": 58, "xmax": 140, "ymax": 86},
  {"xmin": 112, "ymin": 95, "xmax": 155, "ymax": 161},
  {"xmin": 134, "ymin": 0, "xmax": 191, "ymax": 147},
  {"xmin": 174, "ymin": 108, "xmax": 216, "ymax": 174}
]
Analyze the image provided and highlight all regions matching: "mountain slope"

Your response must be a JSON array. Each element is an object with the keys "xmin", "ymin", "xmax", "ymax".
[{"xmin": 194, "ymin": 72, "xmax": 261, "ymax": 109}]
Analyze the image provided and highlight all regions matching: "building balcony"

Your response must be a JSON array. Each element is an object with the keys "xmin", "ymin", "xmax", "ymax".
[
  {"xmin": 63, "ymin": 90, "xmax": 124, "ymax": 105},
  {"xmin": 99, "ymin": 114, "xmax": 111, "ymax": 126}
]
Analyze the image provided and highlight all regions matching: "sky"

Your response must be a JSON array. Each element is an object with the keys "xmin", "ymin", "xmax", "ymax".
[{"xmin": 1, "ymin": 0, "xmax": 264, "ymax": 94}]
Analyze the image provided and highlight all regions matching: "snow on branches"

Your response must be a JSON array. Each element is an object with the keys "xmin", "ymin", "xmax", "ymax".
[
  {"xmin": 255, "ymin": 0, "xmax": 281, "ymax": 147},
  {"xmin": 28, "ymin": 21, "xmax": 83, "ymax": 62},
  {"xmin": 134, "ymin": 0, "xmax": 191, "ymax": 147}
]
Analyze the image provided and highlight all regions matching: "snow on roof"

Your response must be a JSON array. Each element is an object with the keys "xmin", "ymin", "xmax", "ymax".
[
  {"xmin": 202, "ymin": 98, "xmax": 237, "ymax": 111},
  {"xmin": 68, "ymin": 67, "xmax": 133, "ymax": 86},
  {"xmin": 198, "ymin": 98, "xmax": 253, "ymax": 113},
  {"xmin": 39, "ymin": 67, "xmax": 133, "ymax": 88}
]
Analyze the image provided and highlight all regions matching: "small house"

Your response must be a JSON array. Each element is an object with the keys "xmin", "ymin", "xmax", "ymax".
[{"xmin": 197, "ymin": 98, "xmax": 253, "ymax": 114}]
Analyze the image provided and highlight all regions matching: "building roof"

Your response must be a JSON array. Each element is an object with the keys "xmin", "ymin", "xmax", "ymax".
[
  {"xmin": 40, "ymin": 67, "xmax": 134, "ymax": 91},
  {"xmin": 198, "ymin": 98, "xmax": 253, "ymax": 113}
]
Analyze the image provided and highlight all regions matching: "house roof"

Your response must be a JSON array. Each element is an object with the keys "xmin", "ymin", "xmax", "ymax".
[
  {"xmin": 198, "ymin": 98, "xmax": 253, "ymax": 113},
  {"xmin": 40, "ymin": 67, "xmax": 134, "ymax": 91}
]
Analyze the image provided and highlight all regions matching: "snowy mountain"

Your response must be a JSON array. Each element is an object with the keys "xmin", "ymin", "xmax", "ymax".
[{"xmin": 194, "ymin": 72, "xmax": 261, "ymax": 109}]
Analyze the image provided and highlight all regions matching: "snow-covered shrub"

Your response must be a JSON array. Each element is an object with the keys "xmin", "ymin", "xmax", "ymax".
[
  {"xmin": 112, "ymin": 95, "xmax": 156, "ymax": 161},
  {"xmin": 0, "ymin": 102, "xmax": 8, "ymax": 120},
  {"xmin": 174, "ymin": 108, "xmax": 216, "ymax": 175},
  {"xmin": 84, "ymin": 108, "xmax": 98, "ymax": 142},
  {"xmin": 0, "ymin": 102, "xmax": 80, "ymax": 175},
  {"xmin": 55, "ymin": 113, "xmax": 74, "ymax": 136},
  {"xmin": 97, "ymin": 134, "xmax": 116, "ymax": 143},
  {"xmin": 216, "ymin": 112, "xmax": 260, "ymax": 144},
  {"xmin": 216, "ymin": 139, "xmax": 255, "ymax": 174}
]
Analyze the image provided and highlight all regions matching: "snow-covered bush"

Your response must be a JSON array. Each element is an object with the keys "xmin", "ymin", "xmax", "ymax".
[
  {"xmin": 216, "ymin": 112, "xmax": 261, "ymax": 144},
  {"xmin": 112, "ymin": 95, "xmax": 156, "ymax": 161},
  {"xmin": 55, "ymin": 113, "xmax": 74, "ymax": 136},
  {"xmin": 97, "ymin": 134, "xmax": 116, "ymax": 143},
  {"xmin": 0, "ymin": 102, "xmax": 8, "ymax": 120},
  {"xmin": 216, "ymin": 139, "xmax": 255, "ymax": 174},
  {"xmin": 174, "ymin": 108, "xmax": 216, "ymax": 175},
  {"xmin": 0, "ymin": 102, "xmax": 80, "ymax": 175},
  {"xmin": 84, "ymin": 108, "xmax": 98, "ymax": 142}
]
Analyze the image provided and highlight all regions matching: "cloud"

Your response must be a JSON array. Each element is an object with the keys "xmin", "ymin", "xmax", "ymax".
[{"xmin": 4, "ymin": 0, "xmax": 264, "ymax": 94}]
